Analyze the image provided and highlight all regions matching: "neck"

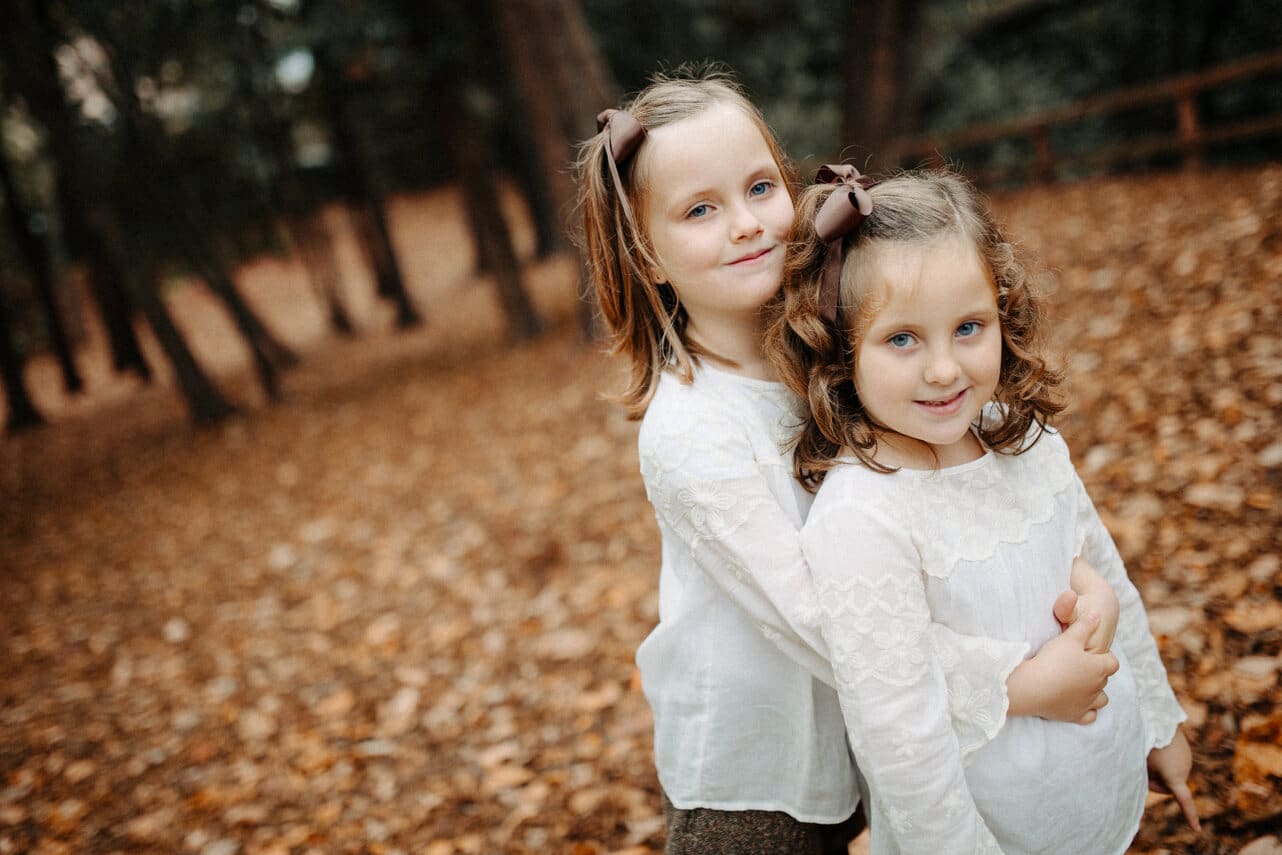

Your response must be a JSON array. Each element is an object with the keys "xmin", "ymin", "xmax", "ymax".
[
  {"xmin": 686, "ymin": 312, "xmax": 774, "ymax": 380},
  {"xmin": 869, "ymin": 429, "xmax": 985, "ymax": 470}
]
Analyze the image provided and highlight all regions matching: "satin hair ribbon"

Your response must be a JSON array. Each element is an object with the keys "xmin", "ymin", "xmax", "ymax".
[
  {"xmin": 813, "ymin": 164, "xmax": 875, "ymax": 324},
  {"xmin": 596, "ymin": 108, "xmax": 646, "ymax": 233}
]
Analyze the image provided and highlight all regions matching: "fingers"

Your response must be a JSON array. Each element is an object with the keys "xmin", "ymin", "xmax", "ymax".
[
  {"xmin": 1085, "ymin": 627, "xmax": 1108, "ymax": 655},
  {"xmin": 1062, "ymin": 610, "xmax": 1099, "ymax": 645},
  {"xmin": 1075, "ymin": 709, "xmax": 1097, "ymax": 725},
  {"xmin": 1089, "ymin": 691, "xmax": 1108, "ymax": 712},
  {"xmin": 1171, "ymin": 783, "xmax": 1201, "ymax": 831},
  {"xmin": 1101, "ymin": 651, "xmax": 1120, "ymax": 678},
  {"xmin": 1052, "ymin": 589, "xmax": 1078, "ymax": 628}
]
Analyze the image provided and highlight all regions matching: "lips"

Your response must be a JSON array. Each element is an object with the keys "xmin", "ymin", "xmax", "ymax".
[
  {"xmin": 914, "ymin": 389, "xmax": 968, "ymax": 413},
  {"xmin": 727, "ymin": 246, "xmax": 774, "ymax": 265}
]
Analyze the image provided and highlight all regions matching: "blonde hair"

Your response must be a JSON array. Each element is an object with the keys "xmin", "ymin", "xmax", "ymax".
[
  {"xmin": 575, "ymin": 66, "xmax": 795, "ymax": 419},
  {"xmin": 766, "ymin": 169, "xmax": 1067, "ymax": 487}
]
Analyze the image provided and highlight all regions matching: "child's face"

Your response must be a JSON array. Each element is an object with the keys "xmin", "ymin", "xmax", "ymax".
[
  {"xmin": 640, "ymin": 102, "xmax": 793, "ymax": 329},
  {"xmin": 853, "ymin": 237, "xmax": 1002, "ymax": 461}
]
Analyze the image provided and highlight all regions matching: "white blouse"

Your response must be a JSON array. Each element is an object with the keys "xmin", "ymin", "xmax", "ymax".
[
  {"xmin": 802, "ymin": 426, "xmax": 1186, "ymax": 854},
  {"xmin": 636, "ymin": 364, "xmax": 1030, "ymax": 822}
]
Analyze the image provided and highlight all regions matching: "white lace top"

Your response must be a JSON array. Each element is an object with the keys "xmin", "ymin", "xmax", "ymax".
[
  {"xmin": 802, "ymin": 426, "xmax": 1186, "ymax": 854},
  {"xmin": 636, "ymin": 364, "xmax": 1030, "ymax": 822}
]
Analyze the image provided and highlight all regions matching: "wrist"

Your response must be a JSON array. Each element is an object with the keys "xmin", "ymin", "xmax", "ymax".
[{"xmin": 1005, "ymin": 659, "xmax": 1042, "ymax": 718}]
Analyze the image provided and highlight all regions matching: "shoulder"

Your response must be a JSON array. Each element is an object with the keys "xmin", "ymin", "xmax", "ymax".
[
  {"xmin": 639, "ymin": 370, "xmax": 746, "ymax": 450},
  {"xmin": 639, "ymin": 366, "xmax": 793, "ymax": 452},
  {"xmin": 807, "ymin": 463, "xmax": 906, "ymax": 531}
]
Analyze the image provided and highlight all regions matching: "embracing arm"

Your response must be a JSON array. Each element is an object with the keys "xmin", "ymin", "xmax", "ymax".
[{"xmin": 640, "ymin": 396, "xmax": 1114, "ymax": 748}]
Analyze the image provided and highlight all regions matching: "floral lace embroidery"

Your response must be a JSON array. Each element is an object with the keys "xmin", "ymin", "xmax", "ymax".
[{"xmin": 903, "ymin": 436, "xmax": 1077, "ymax": 579}]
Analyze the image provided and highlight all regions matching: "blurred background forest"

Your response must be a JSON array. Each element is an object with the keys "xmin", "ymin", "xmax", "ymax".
[{"xmin": 1, "ymin": 1, "xmax": 1281, "ymax": 854}]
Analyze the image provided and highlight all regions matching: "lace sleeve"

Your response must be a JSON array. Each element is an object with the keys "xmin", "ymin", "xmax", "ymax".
[
  {"xmin": 1072, "ymin": 475, "xmax": 1186, "ymax": 750},
  {"xmin": 804, "ymin": 499, "xmax": 1006, "ymax": 854},
  {"xmin": 639, "ymin": 398, "xmax": 834, "ymax": 683}
]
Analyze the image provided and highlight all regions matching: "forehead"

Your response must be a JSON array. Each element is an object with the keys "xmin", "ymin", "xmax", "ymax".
[
  {"xmin": 860, "ymin": 237, "xmax": 995, "ymax": 315},
  {"xmin": 637, "ymin": 102, "xmax": 777, "ymax": 201}
]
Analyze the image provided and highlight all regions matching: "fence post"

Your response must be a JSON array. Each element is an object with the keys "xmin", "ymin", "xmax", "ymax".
[{"xmin": 1176, "ymin": 89, "xmax": 1204, "ymax": 170}]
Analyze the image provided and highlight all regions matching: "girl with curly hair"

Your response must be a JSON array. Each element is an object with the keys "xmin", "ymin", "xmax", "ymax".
[{"xmin": 766, "ymin": 166, "xmax": 1197, "ymax": 853}]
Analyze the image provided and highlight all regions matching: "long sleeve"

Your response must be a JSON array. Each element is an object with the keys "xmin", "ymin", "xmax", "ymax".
[
  {"xmin": 639, "ymin": 396, "xmax": 834, "ymax": 682},
  {"xmin": 639, "ymin": 389, "xmax": 1028, "ymax": 754},
  {"xmin": 804, "ymin": 500, "xmax": 1006, "ymax": 854},
  {"xmin": 1072, "ymin": 475, "xmax": 1186, "ymax": 749}
]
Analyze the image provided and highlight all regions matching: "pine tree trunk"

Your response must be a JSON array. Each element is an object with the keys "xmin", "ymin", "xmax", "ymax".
[
  {"xmin": 437, "ymin": 76, "xmax": 542, "ymax": 340},
  {"xmin": 493, "ymin": 0, "xmax": 597, "ymax": 336},
  {"xmin": 3, "ymin": 1, "xmax": 151, "ymax": 381},
  {"xmin": 842, "ymin": 0, "xmax": 923, "ymax": 169},
  {"xmin": 89, "ymin": 198, "xmax": 238, "ymax": 424},
  {"xmin": 243, "ymin": 12, "xmax": 354, "ymax": 336},
  {"xmin": 315, "ymin": 46, "xmax": 421, "ymax": 329},
  {"xmin": 134, "ymin": 267, "xmax": 238, "ymax": 424},
  {"xmin": 0, "ymin": 291, "xmax": 44, "ymax": 431},
  {"xmin": 0, "ymin": 140, "xmax": 83, "ymax": 394}
]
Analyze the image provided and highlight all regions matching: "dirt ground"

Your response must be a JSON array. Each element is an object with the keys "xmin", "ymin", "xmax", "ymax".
[{"xmin": 2, "ymin": 168, "xmax": 1280, "ymax": 854}]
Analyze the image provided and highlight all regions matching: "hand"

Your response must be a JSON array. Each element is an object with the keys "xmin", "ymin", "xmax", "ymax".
[
  {"xmin": 1148, "ymin": 729, "xmax": 1200, "ymax": 831},
  {"xmin": 1064, "ymin": 557, "xmax": 1120, "ymax": 653},
  {"xmin": 1007, "ymin": 613, "xmax": 1118, "ymax": 724}
]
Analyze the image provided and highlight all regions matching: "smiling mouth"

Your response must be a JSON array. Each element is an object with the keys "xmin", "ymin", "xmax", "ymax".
[
  {"xmin": 915, "ymin": 389, "xmax": 968, "ymax": 410},
  {"xmin": 728, "ymin": 247, "xmax": 773, "ymax": 265}
]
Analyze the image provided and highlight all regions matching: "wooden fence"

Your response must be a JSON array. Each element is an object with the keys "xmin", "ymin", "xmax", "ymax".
[{"xmin": 886, "ymin": 49, "xmax": 1282, "ymax": 186}]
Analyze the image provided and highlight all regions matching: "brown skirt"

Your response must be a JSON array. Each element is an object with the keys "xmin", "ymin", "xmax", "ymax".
[{"xmin": 661, "ymin": 793, "xmax": 866, "ymax": 855}]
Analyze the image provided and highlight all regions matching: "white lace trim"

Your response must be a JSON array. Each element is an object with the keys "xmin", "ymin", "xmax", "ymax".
[{"xmin": 898, "ymin": 436, "xmax": 1078, "ymax": 580}]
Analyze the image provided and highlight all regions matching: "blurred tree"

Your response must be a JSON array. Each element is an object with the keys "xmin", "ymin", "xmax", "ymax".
[
  {"xmin": 843, "ymin": 0, "xmax": 923, "ymax": 170},
  {"xmin": 59, "ymin": 0, "xmax": 298, "ymax": 401},
  {"xmin": 414, "ymin": 0, "xmax": 542, "ymax": 340},
  {"xmin": 0, "ymin": 108, "xmax": 84, "ymax": 395},
  {"xmin": 494, "ymin": 0, "xmax": 617, "ymax": 336},
  {"xmin": 243, "ymin": 1, "xmax": 354, "ymax": 336},
  {"xmin": 1, "ymin": 0, "xmax": 152, "ymax": 383},
  {"xmin": 0, "ymin": 288, "xmax": 44, "ymax": 431},
  {"xmin": 314, "ymin": 43, "xmax": 422, "ymax": 329}
]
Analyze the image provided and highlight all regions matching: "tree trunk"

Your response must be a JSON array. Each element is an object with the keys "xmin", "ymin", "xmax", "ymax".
[
  {"xmin": 0, "ymin": 290, "xmax": 44, "ymax": 431},
  {"xmin": 133, "ymin": 266, "xmax": 238, "ymax": 424},
  {"xmin": 104, "ymin": 50, "xmax": 295, "ymax": 401},
  {"xmin": 493, "ymin": 0, "xmax": 609, "ymax": 337},
  {"xmin": 842, "ymin": 0, "xmax": 923, "ymax": 169},
  {"xmin": 437, "ymin": 77, "xmax": 542, "ymax": 340},
  {"xmin": 510, "ymin": 118, "xmax": 562, "ymax": 260},
  {"xmin": 3, "ymin": 0, "xmax": 151, "ymax": 382},
  {"xmin": 244, "ymin": 9, "xmax": 354, "ymax": 335},
  {"xmin": 89, "ymin": 190, "xmax": 239, "ymax": 423},
  {"xmin": 0, "ymin": 138, "xmax": 83, "ymax": 394},
  {"xmin": 314, "ymin": 46, "xmax": 421, "ymax": 329}
]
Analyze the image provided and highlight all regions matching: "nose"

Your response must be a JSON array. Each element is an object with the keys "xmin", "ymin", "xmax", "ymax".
[
  {"xmin": 729, "ymin": 202, "xmax": 764, "ymax": 241},
  {"xmin": 924, "ymin": 347, "xmax": 960, "ymax": 386}
]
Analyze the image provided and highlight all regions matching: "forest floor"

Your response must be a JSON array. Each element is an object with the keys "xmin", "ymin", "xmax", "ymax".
[{"xmin": 2, "ymin": 166, "xmax": 1281, "ymax": 855}]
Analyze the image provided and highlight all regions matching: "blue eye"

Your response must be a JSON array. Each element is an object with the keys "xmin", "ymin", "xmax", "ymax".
[
  {"xmin": 687, "ymin": 203, "xmax": 710, "ymax": 219},
  {"xmin": 749, "ymin": 180, "xmax": 771, "ymax": 197},
  {"xmin": 957, "ymin": 321, "xmax": 981, "ymax": 337},
  {"xmin": 889, "ymin": 333, "xmax": 915, "ymax": 348}
]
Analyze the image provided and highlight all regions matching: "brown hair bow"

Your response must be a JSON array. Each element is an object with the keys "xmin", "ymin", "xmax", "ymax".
[
  {"xmin": 597, "ymin": 108, "xmax": 647, "ymax": 233},
  {"xmin": 813, "ymin": 164, "xmax": 875, "ymax": 324}
]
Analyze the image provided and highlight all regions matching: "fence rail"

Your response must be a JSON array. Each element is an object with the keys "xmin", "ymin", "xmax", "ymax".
[{"xmin": 886, "ymin": 49, "xmax": 1282, "ymax": 185}]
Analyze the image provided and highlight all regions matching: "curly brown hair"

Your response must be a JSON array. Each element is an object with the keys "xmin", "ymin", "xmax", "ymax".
[
  {"xmin": 764, "ymin": 169, "xmax": 1066, "ymax": 488},
  {"xmin": 574, "ymin": 66, "xmax": 795, "ymax": 419}
]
